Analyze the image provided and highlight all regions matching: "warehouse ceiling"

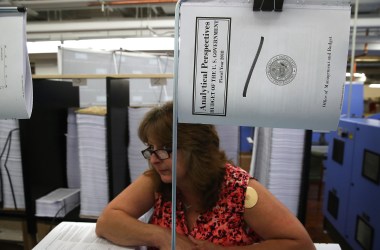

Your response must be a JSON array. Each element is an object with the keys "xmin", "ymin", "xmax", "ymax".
[
  {"xmin": 1, "ymin": 0, "xmax": 380, "ymax": 83},
  {"xmin": 3, "ymin": 0, "xmax": 177, "ymax": 40}
]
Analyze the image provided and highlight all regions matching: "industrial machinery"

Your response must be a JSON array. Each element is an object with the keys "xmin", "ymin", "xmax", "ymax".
[{"xmin": 324, "ymin": 118, "xmax": 380, "ymax": 250}]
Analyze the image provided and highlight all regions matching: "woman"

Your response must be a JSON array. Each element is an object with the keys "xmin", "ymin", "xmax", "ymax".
[{"xmin": 96, "ymin": 101, "xmax": 316, "ymax": 250}]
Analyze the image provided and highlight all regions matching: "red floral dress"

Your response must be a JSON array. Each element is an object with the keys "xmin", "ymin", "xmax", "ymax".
[{"xmin": 148, "ymin": 164, "xmax": 261, "ymax": 249}]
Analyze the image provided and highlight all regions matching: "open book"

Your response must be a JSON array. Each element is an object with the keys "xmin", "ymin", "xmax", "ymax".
[{"xmin": 33, "ymin": 221, "xmax": 341, "ymax": 250}]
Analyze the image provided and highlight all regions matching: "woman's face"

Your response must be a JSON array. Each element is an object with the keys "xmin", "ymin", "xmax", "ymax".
[{"xmin": 147, "ymin": 142, "xmax": 188, "ymax": 184}]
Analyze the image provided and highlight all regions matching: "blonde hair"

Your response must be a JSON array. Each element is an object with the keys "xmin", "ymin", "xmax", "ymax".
[{"xmin": 138, "ymin": 102, "xmax": 229, "ymax": 211}]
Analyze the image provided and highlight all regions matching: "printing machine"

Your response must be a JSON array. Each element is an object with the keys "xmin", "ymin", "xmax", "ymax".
[
  {"xmin": 368, "ymin": 113, "xmax": 380, "ymax": 120},
  {"xmin": 323, "ymin": 117, "xmax": 380, "ymax": 250}
]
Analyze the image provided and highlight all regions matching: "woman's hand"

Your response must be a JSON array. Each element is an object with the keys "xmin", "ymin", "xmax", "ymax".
[
  {"xmin": 188, "ymin": 236, "xmax": 224, "ymax": 250},
  {"xmin": 158, "ymin": 229, "xmax": 196, "ymax": 250}
]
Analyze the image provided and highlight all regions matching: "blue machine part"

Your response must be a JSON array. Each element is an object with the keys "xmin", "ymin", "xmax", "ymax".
[
  {"xmin": 368, "ymin": 113, "xmax": 380, "ymax": 120},
  {"xmin": 323, "ymin": 119, "xmax": 357, "ymax": 239},
  {"xmin": 345, "ymin": 118, "xmax": 380, "ymax": 250},
  {"xmin": 312, "ymin": 83, "xmax": 364, "ymax": 145},
  {"xmin": 240, "ymin": 126, "xmax": 254, "ymax": 153},
  {"xmin": 324, "ymin": 118, "xmax": 380, "ymax": 250},
  {"xmin": 341, "ymin": 83, "xmax": 364, "ymax": 118}
]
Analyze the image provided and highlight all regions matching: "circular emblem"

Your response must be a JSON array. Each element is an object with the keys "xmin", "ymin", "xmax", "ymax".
[{"xmin": 266, "ymin": 54, "xmax": 297, "ymax": 86}]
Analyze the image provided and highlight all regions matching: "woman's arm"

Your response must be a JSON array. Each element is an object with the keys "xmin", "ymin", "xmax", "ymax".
[
  {"xmin": 241, "ymin": 179, "xmax": 316, "ymax": 250},
  {"xmin": 96, "ymin": 174, "xmax": 167, "ymax": 247},
  {"xmin": 96, "ymin": 174, "xmax": 195, "ymax": 249}
]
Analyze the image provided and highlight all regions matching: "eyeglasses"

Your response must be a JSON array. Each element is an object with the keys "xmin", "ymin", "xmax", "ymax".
[{"xmin": 141, "ymin": 147, "xmax": 172, "ymax": 160}]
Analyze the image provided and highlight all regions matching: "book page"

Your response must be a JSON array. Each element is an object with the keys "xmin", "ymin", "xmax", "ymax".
[
  {"xmin": 34, "ymin": 222, "xmax": 341, "ymax": 249},
  {"xmin": 33, "ymin": 222, "xmax": 135, "ymax": 250}
]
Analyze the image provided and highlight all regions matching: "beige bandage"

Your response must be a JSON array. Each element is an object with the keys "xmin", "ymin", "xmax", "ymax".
[{"xmin": 244, "ymin": 186, "xmax": 258, "ymax": 208}]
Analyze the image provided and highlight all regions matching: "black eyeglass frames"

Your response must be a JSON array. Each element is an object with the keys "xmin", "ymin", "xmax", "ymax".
[{"xmin": 141, "ymin": 147, "xmax": 172, "ymax": 160}]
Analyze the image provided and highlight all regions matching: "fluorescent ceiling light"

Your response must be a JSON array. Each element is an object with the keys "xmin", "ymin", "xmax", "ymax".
[
  {"xmin": 346, "ymin": 72, "xmax": 366, "ymax": 78},
  {"xmin": 369, "ymin": 84, "xmax": 380, "ymax": 88},
  {"xmin": 27, "ymin": 37, "xmax": 174, "ymax": 54},
  {"xmin": 27, "ymin": 41, "xmax": 61, "ymax": 53},
  {"xmin": 346, "ymin": 72, "xmax": 367, "ymax": 82},
  {"xmin": 355, "ymin": 58, "xmax": 380, "ymax": 62}
]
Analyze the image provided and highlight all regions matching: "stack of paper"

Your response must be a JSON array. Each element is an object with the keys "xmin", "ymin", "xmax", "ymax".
[
  {"xmin": 252, "ymin": 127, "xmax": 273, "ymax": 185},
  {"xmin": 253, "ymin": 127, "xmax": 305, "ymax": 215},
  {"xmin": 268, "ymin": 129, "xmax": 305, "ymax": 214},
  {"xmin": 128, "ymin": 107, "xmax": 151, "ymax": 182},
  {"xmin": 0, "ymin": 119, "xmax": 25, "ymax": 209},
  {"xmin": 35, "ymin": 188, "xmax": 80, "ymax": 218},
  {"xmin": 215, "ymin": 125, "xmax": 239, "ymax": 165},
  {"xmin": 76, "ymin": 109, "xmax": 109, "ymax": 218},
  {"xmin": 66, "ymin": 108, "xmax": 80, "ymax": 189}
]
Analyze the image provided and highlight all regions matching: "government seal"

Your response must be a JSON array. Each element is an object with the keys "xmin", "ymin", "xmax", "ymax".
[{"xmin": 266, "ymin": 54, "xmax": 297, "ymax": 86}]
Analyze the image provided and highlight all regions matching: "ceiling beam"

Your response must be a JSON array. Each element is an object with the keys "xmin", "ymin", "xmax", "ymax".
[
  {"xmin": 351, "ymin": 17, "xmax": 380, "ymax": 28},
  {"xmin": 26, "ymin": 18, "xmax": 174, "ymax": 33}
]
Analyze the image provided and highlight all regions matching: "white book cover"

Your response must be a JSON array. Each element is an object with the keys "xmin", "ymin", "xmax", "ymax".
[{"xmin": 177, "ymin": 1, "xmax": 350, "ymax": 130}]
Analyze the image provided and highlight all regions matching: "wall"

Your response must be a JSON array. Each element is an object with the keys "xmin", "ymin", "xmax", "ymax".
[
  {"xmin": 364, "ymin": 85, "xmax": 380, "ymax": 99},
  {"xmin": 29, "ymin": 53, "xmax": 59, "ymax": 75}
]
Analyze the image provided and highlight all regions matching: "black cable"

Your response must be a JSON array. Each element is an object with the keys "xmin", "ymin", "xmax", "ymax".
[
  {"xmin": 50, "ymin": 200, "xmax": 67, "ymax": 231},
  {"xmin": 0, "ymin": 129, "xmax": 13, "ymax": 206},
  {"xmin": 0, "ymin": 128, "xmax": 20, "ymax": 210},
  {"xmin": 3, "ymin": 129, "xmax": 19, "ymax": 210},
  {"xmin": 0, "ymin": 133, "xmax": 10, "ymax": 205}
]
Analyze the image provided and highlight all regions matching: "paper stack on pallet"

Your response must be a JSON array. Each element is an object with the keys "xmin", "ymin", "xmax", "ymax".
[
  {"xmin": 76, "ymin": 106, "xmax": 109, "ymax": 218},
  {"xmin": 35, "ymin": 188, "xmax": 80, "ymax": 218}
]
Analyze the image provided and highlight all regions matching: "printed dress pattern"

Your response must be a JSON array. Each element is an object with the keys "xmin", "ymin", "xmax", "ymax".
[{"xmin": 148, "ymin": 164, "xmax": 261, "ymax": 249}]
